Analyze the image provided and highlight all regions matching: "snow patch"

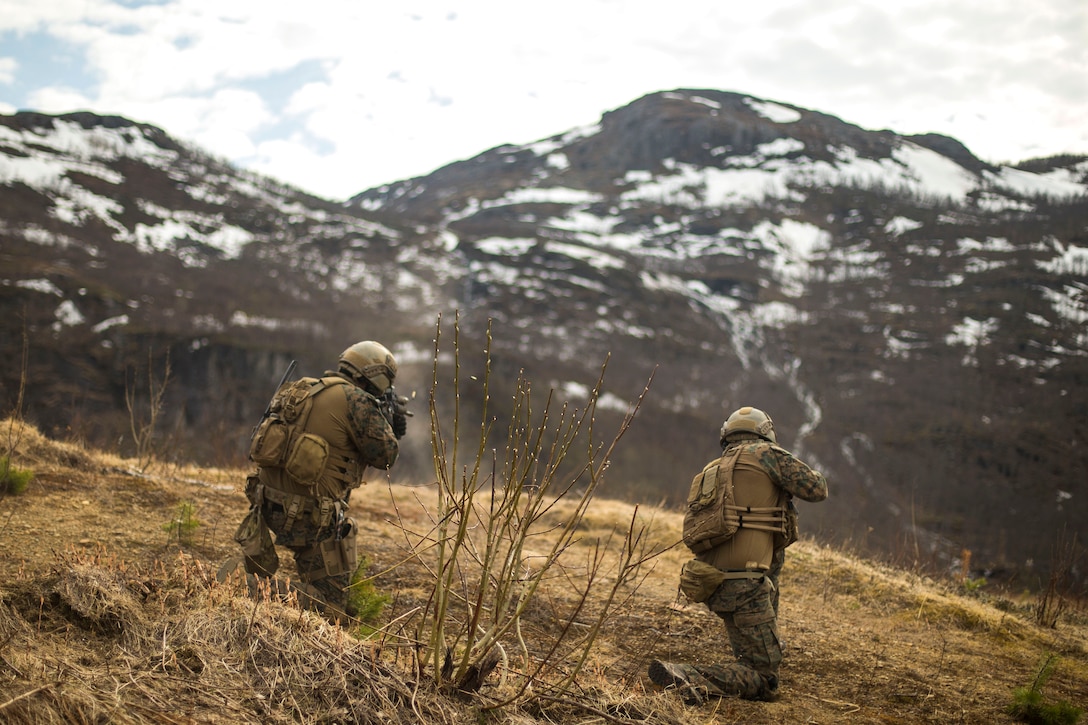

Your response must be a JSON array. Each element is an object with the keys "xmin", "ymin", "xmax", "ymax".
[
  {"xmin": 53, "ymin": 299, "xmax": 84, "ymax": 328},
  {"xmin": 93, "ymin": 315, "xmax": 129, "ymax": 333},
  {"xmin": 744, "ymin": 98, "xmax": 802, "ymax": 123},
  {"xmin": 544, "ymin": 241, "xmax": 625, "ymax": 270},
  {"xmin": 476, "ymin": 237, "xmax": 536, "ymax": 256},
  {"xmin": 15, "ymin": 278, "xmax": 63, "ymax": 295},
  {"xmin": 1038, "ymin": 242, "xmax": 1088, "ymax": 276},
  {"xmin": 885, "ymin": 216, "xmax": 923, "ymax": 236}
]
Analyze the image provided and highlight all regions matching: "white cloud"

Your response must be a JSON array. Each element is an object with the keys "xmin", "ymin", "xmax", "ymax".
[
  {"xmin": 1, "ymin": 0, "xmax": 1086, "ymax": 199},
  {"xmin": 27, "ymin": 85, "xmax": 93, "ymax": 111},
  {"xmin": 0, "ymin": 56, "xmax": 15, "ymax": 84}
]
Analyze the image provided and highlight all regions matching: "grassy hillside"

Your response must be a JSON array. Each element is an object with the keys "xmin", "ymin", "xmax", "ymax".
[{"xmin": 0, "ymin": 418, "xmax": 1084, "ymax": 724}]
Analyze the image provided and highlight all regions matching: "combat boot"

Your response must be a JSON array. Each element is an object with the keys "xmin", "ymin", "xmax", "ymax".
[
  {"xmin": 755, "ymin": 673, "xmax": 780, "ymax": 702},
  {"xmin": 648, "ymin": 660, "xmax": 724, "ymax": 706}
]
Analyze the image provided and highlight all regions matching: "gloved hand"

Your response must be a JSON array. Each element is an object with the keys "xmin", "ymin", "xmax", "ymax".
[{"xmin": 392, "ymin": 412, "xmax": 407, "ymax": 439}]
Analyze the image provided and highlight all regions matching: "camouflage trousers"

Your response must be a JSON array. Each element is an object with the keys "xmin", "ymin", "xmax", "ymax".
[
  {"xmin": 241, "ymin": 497, "xmax": 354, "ymax": 617},
  {"xmin": 697, "ymin": 575, "xmax": 781, "ymax": 700}
]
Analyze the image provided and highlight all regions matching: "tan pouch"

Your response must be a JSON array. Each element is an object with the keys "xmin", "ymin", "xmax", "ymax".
[
  {"xmin": 249, "ymin": 417, "xmax": 290, "ymax": 467},
  {"xmin": 284, "ymin": 432, "xmax": 329, "ymax": 486},
  {"xmin": 234, "ymin": 506, "xmax": 278, "ymax": 576},
  {"xmin": 316, "ymin": 517, "xmax": 359, "ymax": 579},
  {"xmin": 682, "ymin": 446, "xmax": 744, "ymax": 553},
  {"xmin": 679, "ymin": 558, "xmax": 728, "ymax": 603},
  {"xmin": 317, "ymin": 540, "xmax": 349, "ymax": 579}
]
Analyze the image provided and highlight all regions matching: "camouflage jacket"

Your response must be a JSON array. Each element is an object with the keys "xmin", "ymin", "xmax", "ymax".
[{"xmin": 733, "ymin": 439, "xmax": 829, "ymax": 503}]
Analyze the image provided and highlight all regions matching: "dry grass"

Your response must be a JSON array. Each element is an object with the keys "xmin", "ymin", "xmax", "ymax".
[{"xmin": 0, "ymin": 418, "xmax": 1085, "ymax": 724}]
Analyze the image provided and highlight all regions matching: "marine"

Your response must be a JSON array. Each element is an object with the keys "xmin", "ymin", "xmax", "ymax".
[
  {"xmin": 231, "ymin": 341, "xmax": 406, "ymax": 620},
  {"xmin": 650, "ymin": 406, "xmax": 828, "ymax": 703}
]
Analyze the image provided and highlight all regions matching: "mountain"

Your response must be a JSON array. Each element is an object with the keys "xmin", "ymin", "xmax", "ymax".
[{"xmin": 1, "ymin": 91, "xmax": 1086, "ymax": 587}]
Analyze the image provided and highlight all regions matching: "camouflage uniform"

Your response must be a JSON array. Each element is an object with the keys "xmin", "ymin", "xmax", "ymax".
[
  {"xmin": 651, "ymin": 430, "xmax": 827, "ymax": 703},
  {"xmin": 650, "ymin": 576, "xmax": 781, "ymax": 702},
  {"xmin": 238, "ymin": 371, "xmax": 399, "ymax": 618}
]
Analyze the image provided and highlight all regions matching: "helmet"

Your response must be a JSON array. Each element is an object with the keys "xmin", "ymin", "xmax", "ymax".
[
  {"xmin": 720, "ymin": 406, "xmax": 776, "ymax": 446},
  {"xmin": 338, "ymin": 341, "xmax": 397, "ymax": 392}
]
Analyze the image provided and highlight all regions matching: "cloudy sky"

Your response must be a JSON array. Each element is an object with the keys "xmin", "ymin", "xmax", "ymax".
[{"xmin": 2, "ymin": 0, "xmax": 1085, "ymax": 200}]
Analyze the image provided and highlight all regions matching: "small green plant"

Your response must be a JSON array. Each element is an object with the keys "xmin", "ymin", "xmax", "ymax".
[
  {"xmin": 162, "ymin": 501, "xmax": 201, "ymax": 545},
  {"xmin": 962, "ymin": 576, "xmax": 987, "ymax": 595},
  {"xmin": 1007, "ymin": 654, "xmax": 1084, "ymax": 725},
  {"xmin": 0, "ymin": 455, "xmax": 34, "ymax": 495},
  {"xmin": 347, "ymin": 557, "xmax": 390, "ymax": 632}
]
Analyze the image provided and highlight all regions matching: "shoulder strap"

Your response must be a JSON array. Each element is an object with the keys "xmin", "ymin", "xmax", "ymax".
[
  {"xmin": 318, "ymin": 375, "xmax": 351, "ymax": 389},
  {"xmin": 295, "ymin": 375, "xmax": 350, "ymax": 404},
  {"xmin": 719, "ymin": 444, "xmax": 744, "ymax": 474}
]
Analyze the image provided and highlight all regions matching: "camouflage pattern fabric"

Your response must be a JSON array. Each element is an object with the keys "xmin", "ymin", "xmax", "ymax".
[
  {"xmin": 699, "ymin": 576, "xmax": 781, "ymax": 699},
  {"xmin": 751, "ymin": 442, "xmax": 828, "ymax": 502},
  {"xmin": 235, "ymin": 505, "xmax": 278, "ymax": 576},
  {"xmin": 768, "ymin": 544, "xmax": 784, "ymax": 614},
  {"xmin": 650, "ymin": 660, "xmax": 778, "ymax": 704},
  {"xmin": 260, "ymin": 497, "xmax": 352, "ymax": 614},
  {"xmin": 648, "ymin": 660, "xmax": 720, "ymax": 705},
  {"xmin": 649, "ymin": 577, "xmax": 779, "ymax": 702},
  {"xmin": 341, "ymin": 384, "xmax": 399, "ymax": 482}
]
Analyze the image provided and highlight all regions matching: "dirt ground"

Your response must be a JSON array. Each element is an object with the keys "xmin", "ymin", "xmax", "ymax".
[{"xmin": 1, "ymin": 420, "xmax": 1085, "ymax": 724}]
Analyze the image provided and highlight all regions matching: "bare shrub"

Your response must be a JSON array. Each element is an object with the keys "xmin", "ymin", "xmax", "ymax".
[
  {"xmin": 401, "ymin": 314, "xmax": 665, "ymax": 705},
  {"xmin": 1, "ymin": 322, "xmax": 32, "ymax": 501},
  {"xmin": 124, "ymin": 348, "xmax": 171, "ymax": 472},
  {"xmin": 1036, "ymin": 530, "xmax": 1079, "ymax": 629}
]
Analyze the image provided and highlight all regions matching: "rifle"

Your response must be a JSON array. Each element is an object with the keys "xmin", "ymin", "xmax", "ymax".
[
  {"xmin": 380, "ymin": 386, "xmax": 412, "ymax": 419},
  {"xmin": 379, "ymin": 386, "xmax": 413, "ymax": 437},
  {"xmin": 250, "ymin": 359, "xmax": 297, "ymax": 441}
]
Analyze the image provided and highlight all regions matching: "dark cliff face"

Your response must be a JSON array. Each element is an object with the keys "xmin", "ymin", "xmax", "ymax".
[{"xmin": 3, "ymin": 94, "xmax": 1087, "ymax": 586}]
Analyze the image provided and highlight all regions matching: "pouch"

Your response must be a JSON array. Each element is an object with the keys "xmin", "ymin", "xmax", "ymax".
[
  {"xmin": 679, "ymin": 558, "xmax": 728, "ymax": 603},
  {"xmin": 283, "ymin": 432, "xmax": 329, "ymax": 486},
  {"xmin": 316, "ymin": 518, "xmax": 358, "ymax": 579},
  {"xmin": 234, "ymin": 506, "xmax": 278, "ymax": 576},
  {"xmin": 249, "ymin": 417, "xmax": 289, "ymax": 467}
]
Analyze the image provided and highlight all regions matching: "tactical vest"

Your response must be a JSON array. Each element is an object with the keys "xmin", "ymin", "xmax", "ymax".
[
  {"xmin": 683, "ymin": 441, "xmax": 789, "ymax": 566},
  {"xmin": 249, "ymin": 376, "xmax": 361, "ymax": 491}
]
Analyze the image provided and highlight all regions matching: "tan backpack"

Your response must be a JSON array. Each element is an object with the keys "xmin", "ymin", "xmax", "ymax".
[
  {"xmin": 682, "ymin": 443, "xmax": 787, "ymax": 553},
  {"xmin": 248, "ymin": 377, "xmax": 347, "ymax": 486}
]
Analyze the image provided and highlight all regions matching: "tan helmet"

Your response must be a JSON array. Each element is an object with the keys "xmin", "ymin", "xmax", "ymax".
[
  {"xmin": 720, "ymin": 406, "xmax": 776, "ymax": 445},
  {"xmin": 338, "ymin": 341, "xmax": 397, "ymax": 391}
]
